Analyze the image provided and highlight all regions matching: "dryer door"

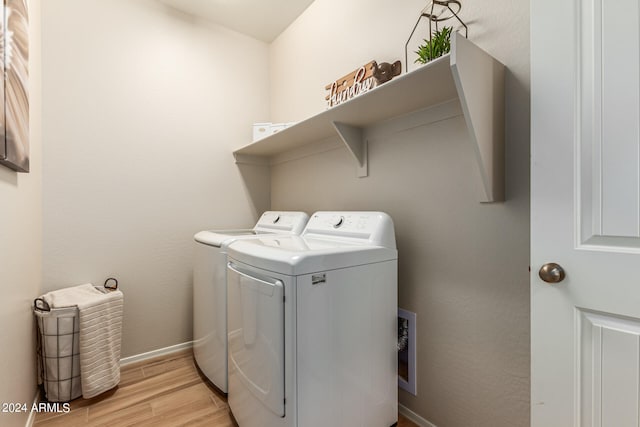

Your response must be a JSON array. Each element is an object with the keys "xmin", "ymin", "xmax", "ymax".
[{"xmin": 227, "ymin": 262, "xmax": 285, "ymax": 417}]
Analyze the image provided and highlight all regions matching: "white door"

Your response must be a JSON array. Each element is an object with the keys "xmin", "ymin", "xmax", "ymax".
[{"xmin": 532, "ymin": 0, "xmax": 640, "ymax": 425}]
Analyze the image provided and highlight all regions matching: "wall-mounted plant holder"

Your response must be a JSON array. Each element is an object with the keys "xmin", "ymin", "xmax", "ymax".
[
  {"xmin": 404, "ymin": 0, "xmax": 468, "ymax": 73},
  {"xmin": 398, "ymin": 308, "xmax": 417, "ymax": 395}
]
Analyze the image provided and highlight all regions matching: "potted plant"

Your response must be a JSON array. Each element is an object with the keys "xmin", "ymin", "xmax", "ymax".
[{"xmin": 415, "ymin": 26, "xmax": 453, "ymax": 64}]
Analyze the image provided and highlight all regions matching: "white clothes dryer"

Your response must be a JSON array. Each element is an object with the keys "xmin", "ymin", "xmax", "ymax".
[
  {"xmin": 226, "ymin": 212, "xmax": 398, "ymax": 427},
  {"xmin": 193, "ymin": 211, "xmax": 309, "ymax": 393}
]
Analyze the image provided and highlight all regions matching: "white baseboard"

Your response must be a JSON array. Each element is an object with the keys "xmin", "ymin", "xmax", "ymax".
[
  {"xmin": 120, "ymin": 341, "xmax": 193, "ymax": 367},
  {"xmin": 24, "ymin": 389, "xmax": 40, "ymax": 427},
  {"xmin": 399, "ymin": 404, "xmax": 437, "ymax": 427}
]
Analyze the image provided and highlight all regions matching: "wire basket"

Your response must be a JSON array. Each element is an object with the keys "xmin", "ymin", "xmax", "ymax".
[{"xmin": 34, "ymin": 299, "xmax": 82, "ymax": 402}]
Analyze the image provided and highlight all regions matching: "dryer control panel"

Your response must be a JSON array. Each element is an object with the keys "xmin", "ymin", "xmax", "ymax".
[
  {"xmin": 302, "ymin": 211, "xmax": 396, "ymax": 249},
  {"xmin": 314, "ymin": 213, "xmax": 373, "ymax": 232}
]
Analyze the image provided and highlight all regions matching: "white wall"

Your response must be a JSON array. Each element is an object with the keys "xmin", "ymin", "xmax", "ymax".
[
  {"xmin": 0, "ymin": 0, "xmax": 42, "ymax": 425},
  {"xmin": 269, "ymin": 1, "xmax": 530, "ymax": 426},
  {"xmin": 41, "ymin": 0, "xmax": 270, "ymax": 357}
]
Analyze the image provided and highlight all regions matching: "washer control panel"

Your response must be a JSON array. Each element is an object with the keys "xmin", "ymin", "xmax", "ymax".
[{"xmin": 255, "ymin": 211, "xmax": 309, "ymax": 234}]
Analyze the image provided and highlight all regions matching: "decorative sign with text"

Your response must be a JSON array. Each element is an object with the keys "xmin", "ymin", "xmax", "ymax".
[
  {"xmin": 325, "ymin": 60, "xmax": 402, "ymax": 108},
  {"xmin": 325, "ymin": 61, "xmax": 377, "ymax": 108}
]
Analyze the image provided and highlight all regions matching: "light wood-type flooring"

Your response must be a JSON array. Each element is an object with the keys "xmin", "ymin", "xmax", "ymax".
[{"xmin": 34, "ymin": 349, "xmax": 418, "ymax": 427}]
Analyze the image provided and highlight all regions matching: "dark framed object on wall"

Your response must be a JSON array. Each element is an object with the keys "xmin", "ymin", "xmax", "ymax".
[{"xmin": 0, "ymin": 0, "xmax": 29, "ymax": 173}]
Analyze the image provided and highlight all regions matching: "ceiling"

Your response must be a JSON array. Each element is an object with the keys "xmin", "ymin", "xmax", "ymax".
[{"xmin": 159, "ymin": 0, "xmax": 316, "ymax": 42}]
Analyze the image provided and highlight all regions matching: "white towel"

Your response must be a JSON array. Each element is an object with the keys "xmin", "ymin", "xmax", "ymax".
[{"xmin": 43, "ymin": 284, "xmax": 124, "ymax": 399}]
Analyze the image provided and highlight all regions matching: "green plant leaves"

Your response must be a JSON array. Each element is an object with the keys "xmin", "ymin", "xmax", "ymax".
[{"xmin": 414, "ymin": 26, "xmax": 453, "ymax": 64}]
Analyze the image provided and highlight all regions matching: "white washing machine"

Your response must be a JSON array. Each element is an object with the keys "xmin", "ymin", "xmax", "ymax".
[
  {"xmin": 193, "ymin": 211, "xmax": 309, "ymax": 393},
  {"xmin": 226, "ymin": 211, "xmax": 398, "ymax": 427}
]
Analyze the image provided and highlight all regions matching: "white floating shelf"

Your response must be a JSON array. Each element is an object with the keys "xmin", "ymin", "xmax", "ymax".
[{"xmin": 234, "ymin": 32, "xmax": 505, "ymax": 202}]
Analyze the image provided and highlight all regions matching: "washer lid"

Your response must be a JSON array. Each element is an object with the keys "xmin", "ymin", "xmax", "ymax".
[
  {"xmin": 194, "ymin": 211, "xmax": 309, "ymax": 248},
  {"xmin": 227, "ymin": 235, "xmax": 397, "ymax": 275},
  {"xmin": 194, "ymin": 229, "xmax": 259, "ymax": 247}
]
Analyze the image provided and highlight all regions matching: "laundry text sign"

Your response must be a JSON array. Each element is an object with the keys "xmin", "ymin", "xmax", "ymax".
[{"xmin": 325, "ymin": 61, "xmax": 377, "ymax": 108}]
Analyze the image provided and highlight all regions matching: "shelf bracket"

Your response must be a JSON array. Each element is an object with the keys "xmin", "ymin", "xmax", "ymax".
[
  {"xmin": 332, "ymin": 121, "xmax": 368, "ymax": 177},
  {"xmin": 450, "ymin": 33, "xmax": 505, "ymax": 202}
]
